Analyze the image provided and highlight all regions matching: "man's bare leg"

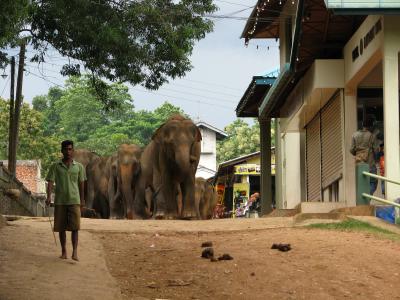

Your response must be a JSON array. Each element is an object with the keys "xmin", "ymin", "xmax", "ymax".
[
  {"xmin": 59, "ymin": 231, "xmax": 67, "ymax": 259},
  {"xmin": 71, "ymin": 230, "xmax": 79, "ymax": 261}
]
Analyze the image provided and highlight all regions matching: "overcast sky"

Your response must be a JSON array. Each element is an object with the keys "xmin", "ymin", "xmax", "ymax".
[{"xmin": 0, "ymin": 1, "xmax": 279, "ymax": 130}]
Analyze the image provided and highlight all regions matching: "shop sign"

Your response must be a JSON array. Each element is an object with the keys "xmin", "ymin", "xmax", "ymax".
[
  {"xmin": 352, "ymin": 19, "xmax": 382, "ymax": 62},
  {"xmin": 234, "ymin": 164, "xmax": 261, "ymax": 175}
]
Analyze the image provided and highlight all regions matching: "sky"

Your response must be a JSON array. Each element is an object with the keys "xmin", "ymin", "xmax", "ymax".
[{"xmin": 0, "ymin": 0, "xmax": 280, "ymax": 130}]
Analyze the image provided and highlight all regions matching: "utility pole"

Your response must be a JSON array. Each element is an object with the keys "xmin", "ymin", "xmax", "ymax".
[
  {"xmin": 8, "ymin": 42, "xmax": 26, "ymax": 177},
  {"xmin": 7, "ymin": 56, "xmax": 16, "ymax": 175}
]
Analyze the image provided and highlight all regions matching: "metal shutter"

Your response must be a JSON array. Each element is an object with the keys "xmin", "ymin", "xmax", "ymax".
[
  {"xmin": 306, "ymin": 115, "xmax": 321, "ymax": 202},
  {"xmin": 321, "ymin": 94, "xmax": 343, "ymax": 189}
]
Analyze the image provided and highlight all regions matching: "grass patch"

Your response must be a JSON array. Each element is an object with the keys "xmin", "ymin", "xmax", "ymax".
[{"xmin": 307, "ymin": 219, "xmax": 400, "ymax": 241}]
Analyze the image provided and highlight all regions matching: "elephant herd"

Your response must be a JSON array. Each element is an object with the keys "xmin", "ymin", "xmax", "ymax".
[{"xmin": 74, "ymin": 114, "xmax": 217, "ymax": 220}]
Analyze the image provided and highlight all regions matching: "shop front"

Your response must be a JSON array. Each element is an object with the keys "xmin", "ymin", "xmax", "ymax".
[{"xmin": 214, "ymin": 151, "xmax": 275, "ymax": 218}]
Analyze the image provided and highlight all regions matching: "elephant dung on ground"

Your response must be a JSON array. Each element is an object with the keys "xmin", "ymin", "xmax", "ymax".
[
  {"xmin": 137, "ymin": 114, "xmax": 202, "ymax": 219},
  {"xmin": 195, "ymin": 177, "xmax": 217, "ymax": 220}
]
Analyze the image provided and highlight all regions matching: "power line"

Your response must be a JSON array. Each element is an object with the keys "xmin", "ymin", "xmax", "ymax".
[
  {"xmin": 26, "ymin": 69, "xmax": 64, "ymax": 88},
  {"xmin": 131, "ymin": 88, "xmax": 234, "ymax": 111},
  {"xmin": 180, "ymin": 78, "xmax": 243, "ymax": 92},
  {"xmin": 1, "ymin": 76, "xmax": 10, "ymax": 98},
  {"xmin": 171, "ymin": 82, "xmax": 239, "ymax": 98},
  {"xmin": 159, "ymin": 86, "xmax": 237, "ymax": 104},
  {"xmin": 214, "ymin": 0, "xmax": 254, "ymax": 8}
]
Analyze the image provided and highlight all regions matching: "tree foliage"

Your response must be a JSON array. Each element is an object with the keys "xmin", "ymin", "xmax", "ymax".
[
  {"xmin": 217, "ymin": 119, "xmax": 275, "ymax": 163},
  {"xmin": 1, "ymin": 0, "xmax": 217, "ymax": 91},
  {"xmin": 0, "ymin": 98, "xmax": 59, "ymax": 172},
  {"xmin": 33, "ymin": 76, "xmax": 185, "ymax": 157}
]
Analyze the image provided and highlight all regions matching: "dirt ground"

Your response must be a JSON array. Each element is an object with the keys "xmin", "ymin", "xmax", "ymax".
[{"xmin": 1, "ymin": 217, "xmax": 400, "ymax": 300}]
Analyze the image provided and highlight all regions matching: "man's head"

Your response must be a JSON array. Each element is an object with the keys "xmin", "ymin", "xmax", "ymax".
[
  {"xmin": 362, "ymin": 118, "xmax": 374, "ymax": 129},
  {"xmin": 61, "ymin": 140, "xmax": 74, "ymax": 160}
]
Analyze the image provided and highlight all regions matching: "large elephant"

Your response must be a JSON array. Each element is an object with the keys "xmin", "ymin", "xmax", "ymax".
[
  {"xmin": 195, "ymin": 177, "xmax": 217, "ymax": 220},
  {"xmin": 135, "ymin": 115, "xmax": 201, "ymax": 218},
  {"xmin": 114, "ymin": 144, "xmax": 142, "ymax": 219}
]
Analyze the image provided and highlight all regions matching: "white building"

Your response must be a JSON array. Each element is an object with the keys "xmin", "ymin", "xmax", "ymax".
[{"xmin": 196, "ymin": 121, "xmax": 227, "ymax": 179}]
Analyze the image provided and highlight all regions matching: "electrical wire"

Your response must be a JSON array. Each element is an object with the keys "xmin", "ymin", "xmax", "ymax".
[
  {"xmin": 0, "ymin": 76, "xmax": 10, "ymax": 98},
  {"xmin": 131, "ymin": 88, "xmax": 234, "ymax": 111}
]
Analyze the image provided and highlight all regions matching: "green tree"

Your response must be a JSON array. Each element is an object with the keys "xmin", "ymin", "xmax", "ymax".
[
  {"xmin": 1, "ymin": 0, "xmax": 216, "ymax": 174},
  {"xmin": 0, "ymin": 98, "xmax": 59, "ymax": 174},
  {"xmin": 1, "ymin": 0, "xmax": 216, "ymax": 90},
  {"xmin": 79, "ymin": 101, "xmax": 186, "ymax": 154},
  {"xmin": 55, "ymin": 76, "xmax": 134, "ymax": 143},
  {"xmin": 217, "ymin": 119, "xmax": 276, "ymax": 163}
]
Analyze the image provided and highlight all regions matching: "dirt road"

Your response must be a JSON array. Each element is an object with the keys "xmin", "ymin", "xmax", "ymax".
[{"xmin": 1, "ymin": 217, "xmax": 400, "ymax": 299}]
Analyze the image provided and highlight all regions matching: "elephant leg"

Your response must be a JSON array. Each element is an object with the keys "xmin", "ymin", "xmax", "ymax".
[
  {"xmin": 86, "ymin": 180, "xmax": 95, "ymax": 210},
  {"xmin": 200, "ymin": 195, "xmax": 209, "ymax": 220},
  {"xmin": 176, "ymin": 184, "xmax": 183, "ymax": 218},
  {"xmin": 145, "ymin": 187, "xmax": 153, "ymax": 218},
  {"xmin": 182, "ymin": 177, "xmax": 198, "ymax": 219}
]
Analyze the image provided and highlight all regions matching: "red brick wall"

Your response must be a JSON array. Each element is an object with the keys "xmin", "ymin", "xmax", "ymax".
[
  {"xmin": 15, "ymin": 165, "xmax": 38, "ymax": 193},
  {"xmin": 1, "ymin": 161, "xmax": 40, "ymax": 193}
]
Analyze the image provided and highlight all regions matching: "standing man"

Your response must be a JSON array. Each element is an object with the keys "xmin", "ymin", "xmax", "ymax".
[
  {"xmin": 350, "ymin": 118, "xmax": 378, "ymax": 195},
  {"xmin": 46, "ymin": 140, "xmax": 86, "ymax": 261}
]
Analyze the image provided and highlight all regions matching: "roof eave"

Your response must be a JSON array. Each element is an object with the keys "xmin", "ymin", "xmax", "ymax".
[{"xmin": 259, "ymin": 0, "xmax": 305, "ymax": 118}]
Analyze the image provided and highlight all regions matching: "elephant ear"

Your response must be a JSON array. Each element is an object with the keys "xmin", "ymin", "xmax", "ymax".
[
  {"xmin": 195, "ymin": 126, "xmax": 202, "ymax": 142},
  {"xmin": 151, "ymin": 123, "xmax": 165, "ymax": 142}
]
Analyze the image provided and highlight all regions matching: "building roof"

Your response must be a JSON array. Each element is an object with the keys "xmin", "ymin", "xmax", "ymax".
[
  {"xmin": 218, "ymin": 151, "xmax": 262, "ymax": 169},
  {"xmin": 241, "ymin": 0, "xmax": 285, "ymax": 40},
  {"xmin": 242, "ymin": 0, "xmax": 366, "ymax": 118},
  {"xmin": 196, "ymin": 121, "xmax": 228, "ymax": 140},
  {"xmin": 236, "ymin": 71, "xmax": 277, "ymax": 118}
]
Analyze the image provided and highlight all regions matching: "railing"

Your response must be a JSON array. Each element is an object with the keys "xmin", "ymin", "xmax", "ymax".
[
  {"xmin": 325, "ymin": 0, "xmax": 400, "ymax": 9},
  {"xmin": 362, "ymin": 171, "xmax": 400, "ymax": 208}
]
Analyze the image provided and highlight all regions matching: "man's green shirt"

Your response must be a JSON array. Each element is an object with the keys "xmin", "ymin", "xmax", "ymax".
[{"xmin": 46, "ymin": 160, "xmax": 86, "ymax": 205}]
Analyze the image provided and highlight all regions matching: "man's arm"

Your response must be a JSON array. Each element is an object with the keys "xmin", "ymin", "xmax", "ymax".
[
  {"xmin": 46, "ymin": 181, "xmax": 53, "ymax": 206},
  {"xmin": 79, "ymin": 181, "xmax": 85, "ymax": 207}
]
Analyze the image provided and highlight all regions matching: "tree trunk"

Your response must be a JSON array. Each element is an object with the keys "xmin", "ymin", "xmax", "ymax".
[
  {"xmin": 7, "ymin": 56, "xmax": 15, "ymax": 175},
  {"xmin": 8, "ymin": 42, "xmax": 26, "ymax": 177}
]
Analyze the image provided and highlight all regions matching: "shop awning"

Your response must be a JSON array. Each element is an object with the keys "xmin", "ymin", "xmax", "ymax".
[
  {"xmin": 236, "ymin": 73, "xmax": 276, "ymax": 118},
  {"xmin": 242, "ymin": 0, "xmax": 366, "ymax": 118}
]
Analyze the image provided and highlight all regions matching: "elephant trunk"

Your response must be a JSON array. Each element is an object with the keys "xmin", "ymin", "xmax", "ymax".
[
  {"xmin": 174, "ymin": 147, "xmax": 192, "ymax": 178},
  {"xmin": 119, "ymin": 164, "xmax": 136, "ymax": 219}
]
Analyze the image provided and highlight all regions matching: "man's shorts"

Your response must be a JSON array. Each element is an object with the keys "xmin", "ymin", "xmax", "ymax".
[{"xmin": 54, "ymin": 205, "xmax": 81, "ymax": 232}]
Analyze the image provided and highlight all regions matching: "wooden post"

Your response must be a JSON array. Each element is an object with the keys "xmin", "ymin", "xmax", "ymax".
[
  {"xmin": 9, "ymin": 42, "xmax": 26, "ymax": 177},
  {"xmin": 7, "ymin": 56, "xmax": 15, "ymax": 175},
  {"xmin": 260, "ymin": 118, "xmax": 272, "ymax": 216}
]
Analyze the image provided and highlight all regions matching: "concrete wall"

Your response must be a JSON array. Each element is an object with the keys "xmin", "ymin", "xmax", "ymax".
[
  {"xmin": 281, "ymin": 132, "xmax": 302, "ymax": 209},
  {"xmin": 0, "ymin": 163, "xmax": 46, "ymax": 216},
  {"xmin": 198, "ymin": 128, "xmax": 217, "ymax": 172}
]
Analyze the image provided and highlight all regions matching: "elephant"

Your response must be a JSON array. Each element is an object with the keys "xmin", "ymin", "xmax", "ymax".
[
  {"xmin": 86, "ymin": 144, "xmax": 142, "ymax": 219},
  {"xmin": 195, "ymin": 177, "xmax": 217, "ymax": 220},
  {"xmin": 114, "ymin": 143, "xmax": 143, "ymax": 219},
  {"xmin": 86, "ymin": 154, "xmax": 116, "ymax": 218},
  {"xmin": 74, "ymin": 149, "xmax": 101, "ymax": 216},
  {"xmin": 73, "ymin": 149, "xmax": 100, "ymax": 170},
  {"xmin": 135, "ymin": 114, "xmax": 202, "ymax": 219}
]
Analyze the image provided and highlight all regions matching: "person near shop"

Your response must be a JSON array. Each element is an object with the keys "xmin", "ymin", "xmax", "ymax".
[
  {"xmin": 378, "ymin": 143, "xmax": 385, "ymax": 195},
  {"xmin": 46, "ymin": 140, "xmax": 86, "ymax": 261},
  {"xmin": 350, "ymin": 118, "xmax": 379, "ymax": 195}
]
